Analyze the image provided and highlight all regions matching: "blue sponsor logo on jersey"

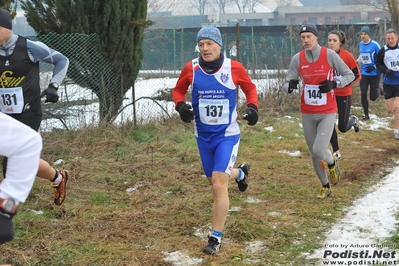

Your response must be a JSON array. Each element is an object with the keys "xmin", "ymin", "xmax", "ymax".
[{"xmin": 220, "ymin": 73, "xmax": 229, "ymax": 83}]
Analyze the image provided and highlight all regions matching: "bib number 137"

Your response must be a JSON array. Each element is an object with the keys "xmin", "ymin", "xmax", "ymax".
[{"xmin": 199, "ymin": 99, "xmax": 229, "ymax": 124}]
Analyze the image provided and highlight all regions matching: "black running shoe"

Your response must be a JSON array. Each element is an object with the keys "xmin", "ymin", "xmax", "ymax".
[
  {"xmin": 362, "ymin": 115, "xmax": 370, "ymax": 121},
  {"xmin": 203, "ymin": 236, "xmax": 222, "ymax": 254},
  {"xmin": 236, "ymin": 162, "xmax": 250, "ymax": 192},
  {"xmin": 352, "ymin": 115, "xmax": 360, "ymax": 133}
]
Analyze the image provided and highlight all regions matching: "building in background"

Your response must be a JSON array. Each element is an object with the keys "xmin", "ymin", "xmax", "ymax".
[
  {"xmin": 148, "ymin": 1, "xmax": 389, "ymax": 29},
  {"xmin": 11, "ymin": 2, "xmax": 390, "ymax": 34},
  {"xmin": 275, "ymin": 4, "xmax": 389, "ymax": 26}
]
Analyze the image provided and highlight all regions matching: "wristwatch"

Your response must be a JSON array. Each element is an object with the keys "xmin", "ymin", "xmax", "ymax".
[
  {"xmin": 50, "ymin": 82, "xmax": 59, "ymax": 90},
  {"xmin": 0, "ymin": 198, "xmax": 18, "ymax": 214}
]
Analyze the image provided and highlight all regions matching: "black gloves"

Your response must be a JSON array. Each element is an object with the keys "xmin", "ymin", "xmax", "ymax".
[
  {"xmin": 176, "ymin": 101, "xmax": 194, "ymax": 123},
  {"xmin": 386, "ymin": 69, "xmax": 394, "ymax": 76},
  {"xmin": 288, "ymin": 80, "xmax": 299, "ymax": 93},
  {"xmin": 319, "ymin": 80, "xmax": 337, "ymax": 93},
  {"xmin": 0, "ymin": 209, "xmax": 14, "ymax": 244},
  {"xmin": 243, "ymin": 104, "xmax": 258, "ymax": 126},
  {"xmin": 176, "ymin": 101, "xmax": 258, "ymax": 125},
  {"xmin": 40, "ymin": 84, "xmax": 59, "ymax": 103},
  {"xmin": 365, "ymin": 66, "xmax": 376, "ymax": 73}
]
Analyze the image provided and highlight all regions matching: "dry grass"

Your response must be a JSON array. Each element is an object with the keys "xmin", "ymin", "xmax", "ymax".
[{"xmin": 1, "ymin": 83, "xmax": 398, "ymax": 266}]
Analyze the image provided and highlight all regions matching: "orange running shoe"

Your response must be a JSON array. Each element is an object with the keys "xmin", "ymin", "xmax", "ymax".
[{"xmin": 51, "ymin": 170, "xmax": 69, "ymax": 206}]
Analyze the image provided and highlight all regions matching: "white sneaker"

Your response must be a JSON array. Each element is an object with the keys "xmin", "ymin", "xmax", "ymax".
[
  {"xmin": 333, "ymin": 152, "xmax": 341, "ymax": 159},
  {"xmin": 394, "ymin": 131, "xmax": 399, "ymax": 140}
]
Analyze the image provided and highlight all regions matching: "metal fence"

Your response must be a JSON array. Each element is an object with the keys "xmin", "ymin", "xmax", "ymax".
[{"xmin": 35, "ymin": 23, "xmax": 385, "ymax": 131}]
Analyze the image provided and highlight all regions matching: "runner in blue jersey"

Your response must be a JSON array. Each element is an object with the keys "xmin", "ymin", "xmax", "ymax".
[
  {"xmin": 357, "ymin": 26, "xmax": 381, "ymax": 120},
  {"xmin": 376, "ymin": 28, "xmax": 399, "ymax": 140},
  {"xmin": 172, "ymin": 25, "xmax": 258, "ymax": 255},
  {"xmin": 0, "ymin": 8, "xmax": 69, "ymax": 206}
]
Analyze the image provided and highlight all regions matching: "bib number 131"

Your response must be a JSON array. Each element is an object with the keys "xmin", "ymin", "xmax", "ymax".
[{"xmin": 0, "ymin": 87, "xmax": 24, "ymax": 114}]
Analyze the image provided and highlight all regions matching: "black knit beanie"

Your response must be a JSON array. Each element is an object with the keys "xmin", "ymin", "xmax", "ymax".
[
  {"xmin": 0, "ymin": 9, "xmax": 12, "ymax": 30},
  {"xmin": 299, "ymin": 23, "xmax": 318, "ymax": 37}
]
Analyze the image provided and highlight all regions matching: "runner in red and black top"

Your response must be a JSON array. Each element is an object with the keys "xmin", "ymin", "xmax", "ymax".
[
  {"xmin": 173, "ymin": 25, "xmax": 258, "ymax": 255},
  {"xmin": 327, "ymin": 30, "xmax": 361, "ymax": 159},
  {"xmin": 284, "ymin": 23, "xmax": 355, "ymax": 199}
]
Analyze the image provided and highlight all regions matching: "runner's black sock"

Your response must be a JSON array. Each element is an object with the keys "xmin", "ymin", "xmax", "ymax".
[{"xmin": 323, "ymin": 183, "xmax": 330, "ymax": 189}]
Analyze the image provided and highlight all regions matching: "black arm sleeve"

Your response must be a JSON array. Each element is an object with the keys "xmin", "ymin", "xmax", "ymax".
[
  {"xmin": 376, "ymin": 48, "xmax": 388, "ymax": 73},
  {"xmin": 347, "ymin": 67, "xmax": 359, "ymax": 86}
]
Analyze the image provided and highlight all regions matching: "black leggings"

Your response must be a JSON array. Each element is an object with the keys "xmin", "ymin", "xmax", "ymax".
[
  {"xmin": 330, "ymin": 96, "xmax": 356, "ymax": 152},
  {"xmin": 3, "ymin": 112, "xmax": 42, "ymax": 177},
  {"xmin": 359, "ymin": 75, "xmax": 380, "ymax": 117}
]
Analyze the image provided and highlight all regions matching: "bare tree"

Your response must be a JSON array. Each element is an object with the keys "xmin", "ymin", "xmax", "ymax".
[
  {"xmin": 234, "ymin": 0, "xmax": 263, "ymax": 13},
  {"xmin": 190, "ymin": 0, "xmax": 208, "ymax": 15},
  {"xmin": 215, "ymin": 0, "xmax": 231, "ymax": 15},
  {"xmin": 386, "ymin": 0, "xmax": 399, "ymax": 29},
  {"xmin": 247, "ymin": 0, "xmax": 260, "ymax": 13},
  {"xmin": 147, "ymin": 0, "xmax": 181, "ymax": 31},
  {"xmin": 147, "ymin": 0, "xmax": 179, "ymax": 13},
  {"xmin": 234, "ymin": 0, "xmax": 249, "ymax": 13},
  {"xmin": 275, "ymin": 0, "xmax": 296, "ymax": 7}
]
